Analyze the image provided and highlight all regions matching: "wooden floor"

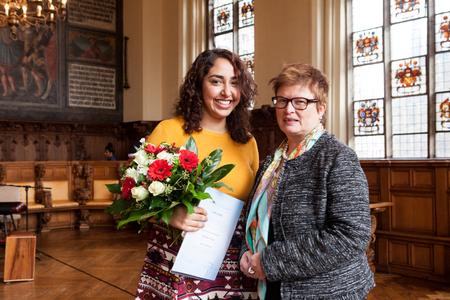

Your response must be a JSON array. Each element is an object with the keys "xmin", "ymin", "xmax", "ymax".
[{"xmin": 0, "ymin": 228, "xmax": 448, "ymax": 300}]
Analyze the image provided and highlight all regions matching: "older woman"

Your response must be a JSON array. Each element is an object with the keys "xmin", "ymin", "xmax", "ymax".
[{"xmin": 240, "ymin": 63, "xmax": 374, "ymax": 299}]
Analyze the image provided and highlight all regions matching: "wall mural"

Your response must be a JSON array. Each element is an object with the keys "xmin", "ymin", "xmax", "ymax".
[
  {"xmin": 0, "ymin": 0, "xmax": 122, "ymax": 124},
  {"xmin": 0, "ymin": 24, "xmax": 57, "ymax": 102}
]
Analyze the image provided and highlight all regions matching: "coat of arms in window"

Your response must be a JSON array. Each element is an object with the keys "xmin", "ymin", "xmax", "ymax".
[
  {"xmin": 357, "ymin": 102, "xmax": 381, "ymax": 133},
  {"xmin": 355, "ymin": 32, "xmax": 380, "ymax": 64},
  {"xmin": 440, "ymin": 15, "xmax": 450, "ymax": 50},
  {"xmin": 394, "ymin": 0, "xmax": 422, "ymax": 20},
  {"xmin": 394, "ymin": 60, "xmax": 422, "ymax": 95},
  {"xmin": 439, "ymin": 98, "xmax": 450, "ymax": 130}
]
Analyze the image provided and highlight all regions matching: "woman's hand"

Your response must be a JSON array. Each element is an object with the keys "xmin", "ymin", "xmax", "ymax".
[
  {"xmin": 249, "ymin": 252, "xmax": 266, "ymax": 280},
  {"xmin": 240, "ymin": 250, "xmax": 255, "ymax": 277},
  {"xmin": 169, "ymin": 205, "xmax": 207, "ymax": 232},
  {"xmin": 240, "ymin": 251, "xmax": 266, "ymax": 280}
]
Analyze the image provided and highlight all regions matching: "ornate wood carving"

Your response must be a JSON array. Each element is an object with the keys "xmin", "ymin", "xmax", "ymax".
[
  {"xmin": 34, "ymin": 164, "xmax": 52, "ymax": 208},
  {"xmin": 72, "ymin": 163, "xmax": 93, "ymax": 205},
  {"xmin": 0, "ymin": 164, "xmax": 5, "ymax": 184}
]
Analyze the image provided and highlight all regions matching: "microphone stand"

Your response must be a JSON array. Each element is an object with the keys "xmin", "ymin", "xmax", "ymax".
[{"xmin": 0, "ymin": 183, "xmax": 51, "ymax": 232}]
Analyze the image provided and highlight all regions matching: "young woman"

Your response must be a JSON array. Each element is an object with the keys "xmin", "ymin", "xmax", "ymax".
[{"xmin": 136, "ymin": 49, "xmax": 259, "ymax": 300}]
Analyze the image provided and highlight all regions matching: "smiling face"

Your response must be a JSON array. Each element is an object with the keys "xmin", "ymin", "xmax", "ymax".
[
  {"xmin": 201, "ymin": 57, "xmax": 240, "ymax": 131},
  {"xmin": 275, "ymin": 84, "xmax": 326, "ymax": 146}
]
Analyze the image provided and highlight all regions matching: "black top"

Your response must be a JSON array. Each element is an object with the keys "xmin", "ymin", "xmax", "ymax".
[{"xmin": 266, "ymin": 221, "xmax": 281, "ymax": 299}]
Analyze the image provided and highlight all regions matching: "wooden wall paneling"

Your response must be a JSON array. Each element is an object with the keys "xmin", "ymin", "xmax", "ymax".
[
  {"xmin": 380, "ymin": 166, "xmax": 391, "ymax": 231},
  {"xmin": 391, "ymin": 168, "xmax": 411, "ymax": 188},
  {"xmin": 410, "ymin": 243, "xmax": 434, "ymax": 271},
  {"xmin": 5, "ymin": 163, "xmax": 35, "ymax": 182},
  {"xmin": 389, "ymin": 240, "xmax": 409, "ymax": 266},
  {"xmin": 46, "ymin": 211, "xmax": 78, "ymax": 230},
  {"xmin": 436, "ymin": 167, "xmax": 449, "ymax": 236},
  {"xmin": 412, "ymin": 168, "xmax": 434, "ymax": 189},
  {"xmin": 434, "ymin": 245, "xmax": 445, "ymax": 276},
  {"xmin": 391, "ymin": 192, "xmax": 435, "ymax": 234},
  {"xmin": 375, "ymin": 237, "xmax": 390, "ymax": 271}
]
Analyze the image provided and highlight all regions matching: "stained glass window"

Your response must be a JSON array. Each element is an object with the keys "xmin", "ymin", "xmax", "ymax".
[
  {"xmin": 349, "ymin": 0, "xmax": 449, "ymax": 158},
  {"xmin": 209, "ymin": 0, "xmax": 255, "ymax": 75}
]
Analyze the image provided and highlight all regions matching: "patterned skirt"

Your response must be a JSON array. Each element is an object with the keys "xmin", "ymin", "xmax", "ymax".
[{"xmin": 135, "ymin": 219, "xmax": 258, "ymax": 300}]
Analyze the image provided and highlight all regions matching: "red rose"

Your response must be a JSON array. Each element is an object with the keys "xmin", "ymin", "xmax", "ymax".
[
  {"xmin": 144, "ymin": 144, "xmax": 164, "ymax": 154},
  {"xmin": 121, "ymin": 177, "xmax": 136, "ymax": 200},
  {"xmin": 148, "ymin": 159, "xmax": 172, "ymax": 181},
  {"xmin": 179, "ymin": 150, "xmax": 199, "ymax": 172}
]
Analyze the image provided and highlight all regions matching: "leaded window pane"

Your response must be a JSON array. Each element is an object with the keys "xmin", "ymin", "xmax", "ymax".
[
  {"xmin": 390, "ymin": 0, "xmax": 427, "ymax": 24},
  {"xmin": 353, "ymin": 63, "xmax": 385, "ymax": 100},
  {"xmin": 436, "ymin": 132, "xmax": 450, "ymax": 157},
  {"xmin": 353, "ymin": 27, "xmax": 383, "ymax": 66},
  {"xmin": 214, "ymin": 33, "xmax": 233, "ymax": 51},
  {"xmin": 352, "ymin": 0, "xmax": 383, "ymax": 32},
  {"xmin": 435, "ymin": 0, "xmax": 450, "ymax": 14},
  {"xmin": 393, "ymin": 134, "xmax": 428, "ymax": 158},
  {"xmin": 354, "ymin": 99, "xmax": 384, "ymax": 135},
  {"xmin": 210, "ymin": 0, "xmax": 255, "ymax": 77},
  {"xmin": 391, "ymin": 18, "xmax": 428, "ymax": 60},
  {"xmin": 392, "ymin": 95, "xmax": 428, "ymax": 134},
  {"xmin": 349, "ymin": 0, "xmax": 449, "ymax": 158},
  {"xmin": 214, "ymin": 0, "xmax": 233, "ymax": 7},
  {"xmin": 238, "ymin": 26, "xmax": 254, "ymax": 55},
  {"xmin": 214, "ymin": 4, "xmax": 233, "ymax": 34},
  {"xmin": 239, "ymin": 0, "xmax": 254, "ymax": 27},
  {"xmin": 354, "ymin": 135, "xmax": 385, "ymax": 158},
  {"xmin": 435, "ymin": 52, "xmax": 450, "ymax": 92},
  {"xmin": 436, "ymin": 92, "xmax": 450, "ymax": 131},
  {"xmin": 391, "ymin": 56, "xmax": 426, "ymax": 97},
  {"xmin": 435, "ymin": 12, "xmax": 450, "ymax": 52},
  {"xmin": 240, "ymin": 53, "xmax": 254, "ymax": 75}
]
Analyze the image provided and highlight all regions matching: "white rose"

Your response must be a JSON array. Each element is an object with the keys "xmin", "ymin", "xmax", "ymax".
[
  {"xmin": 133, "ymin": 149, "xmax": 149, "ymax": 166},
  {"xmin": 156, "ymin": 151, "xmax": 174, "ymax": 163},
  {"xmin": 131, "ymin": 186, "xmax": 149, "ymax": 202},
  {"xmin": 137, "ymin": 163, "xmax": 152, "ymax": 176},
  {"xmin": 148, "ymin": 181, "xmax": 166, "ymax": 196},
  {"xmin": 125, "ymin": 168, "xmax": 140, "ymax": 182}
]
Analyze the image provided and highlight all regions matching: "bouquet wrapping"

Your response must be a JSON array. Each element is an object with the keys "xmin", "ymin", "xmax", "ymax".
[{"xmin": 106, "ymin": 136, "xmax": 234, "ymax": 229}]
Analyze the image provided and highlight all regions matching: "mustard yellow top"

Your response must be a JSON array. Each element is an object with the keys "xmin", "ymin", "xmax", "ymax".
[{"xmin": 147, "ymin": 117, "xmax": 259, "ymax": 201}]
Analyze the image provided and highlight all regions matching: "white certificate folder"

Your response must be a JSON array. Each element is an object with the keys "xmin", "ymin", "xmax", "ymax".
[{"xmin": 171, "ymin": 187, "xmax": 244, "ymax": 281}]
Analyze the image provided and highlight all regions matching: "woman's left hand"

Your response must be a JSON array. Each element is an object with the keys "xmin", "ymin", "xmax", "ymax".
[{"xmin": 249, "ymin": 252, "xmax": 267, "ymax": 280}]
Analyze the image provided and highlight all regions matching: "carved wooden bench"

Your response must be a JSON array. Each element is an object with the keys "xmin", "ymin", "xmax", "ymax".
[{"xmin": 0, "ymin": 161, "xmax": 124, "ymax": 232}]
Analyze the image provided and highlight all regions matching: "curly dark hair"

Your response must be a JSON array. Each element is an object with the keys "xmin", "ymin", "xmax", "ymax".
[{"xmin": 175, "ymin": 48, "xmax": 257, "ymax": 144}]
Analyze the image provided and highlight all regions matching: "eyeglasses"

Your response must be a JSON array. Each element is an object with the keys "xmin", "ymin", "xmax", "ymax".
[{"xmin": 271, "ymin": 96, "xmax": 318, "ymax": 110}]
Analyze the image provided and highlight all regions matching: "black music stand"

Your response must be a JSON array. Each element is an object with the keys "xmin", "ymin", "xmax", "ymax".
[{"xmin": 0, "ymin": 184, "xmax": 51, "ymax": 232}]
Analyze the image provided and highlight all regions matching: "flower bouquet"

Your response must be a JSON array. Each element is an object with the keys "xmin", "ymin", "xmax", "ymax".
[{"xmin": 106, "ymin": 137, "xmax": 234, "ymax": 230}]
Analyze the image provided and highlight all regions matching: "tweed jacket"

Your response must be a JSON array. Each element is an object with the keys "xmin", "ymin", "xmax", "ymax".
[{"xmin": 244, "ymin": 132, "xmax": 375, "ymax": 299}]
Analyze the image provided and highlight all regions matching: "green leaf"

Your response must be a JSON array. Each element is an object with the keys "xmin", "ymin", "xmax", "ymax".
[
  {"xmin": 161, "ymin": 209, "xmax": 173, "ymax": 225},
  {"xmin": 204, "ymin": 164, "xmax": 235, "ymax": 185},
  {"xmin": 106, "ymin": 183, "xmax": 121, "ymax": 194},
  {"xmin": 182, "ymin": 201, "xmax": 195, "ymax": 214},
  {"xmin": 210, "ymin": 182, "xmax": 233, "ymax": 191},
  {"xmin": 195, "ymin": 191, "xmax": 211, "ymax": 200},
  {"xmin": 117, "ymin": 209, "xmax": 147, "ymax": 228},
  {"xmin": 148, "ymin": 197, "xmax": 169, "ymax": 210},
  {"xmin": 105, "ymin": 199, "xmax": 130, "ymax": 215},
  {"xmin": 201, "ymin": 149, "xmax": 223, "ymax": 176},
  {"xmin": 184, "ymin": 136, "xmax": 198, "ymax": 155}
]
